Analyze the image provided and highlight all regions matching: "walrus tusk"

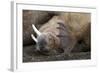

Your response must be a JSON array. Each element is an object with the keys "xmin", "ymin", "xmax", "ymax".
[
  {"xmin": 31, "ymin": 34, "xmax": 38, "ymax": 43},
  {"xmin": 32, "ymin": 24, "xmax": 41, "ymax": 36}
]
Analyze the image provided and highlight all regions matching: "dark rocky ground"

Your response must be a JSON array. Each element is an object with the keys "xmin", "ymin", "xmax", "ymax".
[
  {"xmin": 23, "ymin": 45, "xmax": 90, "ymax": 62},
  {"xmin": 23, "ymin": 10, "xmax": 91, "ymax": 63}
]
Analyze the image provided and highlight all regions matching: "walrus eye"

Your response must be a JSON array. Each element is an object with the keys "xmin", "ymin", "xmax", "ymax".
[{"xmin": 48, "ymin": 36, "xmax": 53, "ymax": 44}]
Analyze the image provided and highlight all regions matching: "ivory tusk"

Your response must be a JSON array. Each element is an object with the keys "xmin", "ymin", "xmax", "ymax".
[
  {"xmin": 32, "ymin": 24, "xmax": 41, "ymax": 36},
  {"xmin": 31, "ymin": 34, "xmax": 38, "ymax": 43}
]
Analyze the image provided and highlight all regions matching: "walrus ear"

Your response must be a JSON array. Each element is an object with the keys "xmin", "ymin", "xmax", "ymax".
[
  {"xmin": 31, "ymin": 34, "xmax": 38, "ymax": 43},
  {"xmin": 32, "ymin": 24, "xmax": 41, "ymax": 36}
]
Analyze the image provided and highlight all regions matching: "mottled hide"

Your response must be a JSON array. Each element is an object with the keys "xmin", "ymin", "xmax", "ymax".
[{"xmin": 35, "ymin": 12, "xmax": 90, "ymax": 55}]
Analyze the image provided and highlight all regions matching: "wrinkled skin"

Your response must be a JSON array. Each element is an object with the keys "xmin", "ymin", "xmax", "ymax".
[{"xmin": 33, "ymin": 12, "xmax": 90, "ymax": 56}]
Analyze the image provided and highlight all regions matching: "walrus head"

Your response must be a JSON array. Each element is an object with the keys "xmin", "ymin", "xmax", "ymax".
[{"xmin": 31, "ymin": 24, "xmax": 56, "ymax": 55}]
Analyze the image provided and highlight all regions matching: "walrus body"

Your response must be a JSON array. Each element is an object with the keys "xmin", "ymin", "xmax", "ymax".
[{"xmin": 31, "ymin": 12, "xmax": 90, "ymax": 55}]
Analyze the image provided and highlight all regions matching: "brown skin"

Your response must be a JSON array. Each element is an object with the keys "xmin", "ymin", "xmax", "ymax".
[{"xmin": 36, "ymin": 12, "xmax": 90, "ymax": 55}]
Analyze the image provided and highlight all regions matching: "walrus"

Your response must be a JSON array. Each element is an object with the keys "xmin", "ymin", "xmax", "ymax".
[{"xmin": 31, "ymin": 12, "xmax": 91, "ymax": 56}]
